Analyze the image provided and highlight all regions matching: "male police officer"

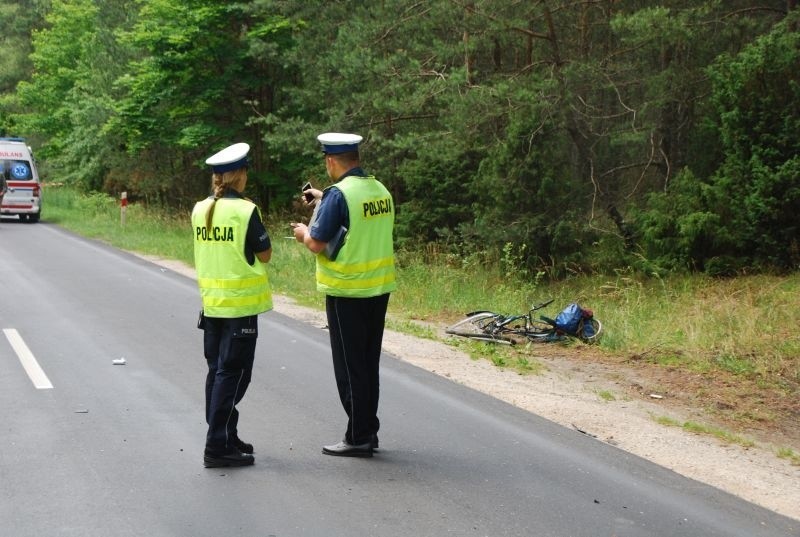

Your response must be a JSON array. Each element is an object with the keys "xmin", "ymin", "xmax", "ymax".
[
  {"xmin": 292, "ymin": 133, "xmax": 396, "ymax": 458},
  {"xmin": 192, "ymin": 142, "xmax": 273, "ymax": 468}
]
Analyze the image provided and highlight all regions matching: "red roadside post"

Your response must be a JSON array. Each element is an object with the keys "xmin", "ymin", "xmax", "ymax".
[{"xmin": 120, "ymin": 191, "xmax": 128, "ymax": 226}]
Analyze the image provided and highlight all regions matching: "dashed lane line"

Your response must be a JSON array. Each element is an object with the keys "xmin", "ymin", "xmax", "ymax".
[{"xmin": 3, "ymin": 328, "xmax": 53, "ymax": 389}]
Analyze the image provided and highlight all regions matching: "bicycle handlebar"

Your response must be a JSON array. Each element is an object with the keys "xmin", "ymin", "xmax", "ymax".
[{"xmin": 530, "ymin": 298, "xmax": 554, "ymax": 311}]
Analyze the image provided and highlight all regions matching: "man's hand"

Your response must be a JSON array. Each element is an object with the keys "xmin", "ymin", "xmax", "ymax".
[
  {"xmin": 290, "ymin": 222, "xmax": 308, "ymax": 243},
  {"xmin": 290, "ymin": 222, "xmax": 327, "ymax": 254},
  {"xmin": 302, "ymin": 188, "xmax": 323, "ymax": 205}
]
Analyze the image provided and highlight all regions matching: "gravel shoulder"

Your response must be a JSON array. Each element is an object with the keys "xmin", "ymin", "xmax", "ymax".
[{"xmin": 149, "ymin": 256, "xmax": 800, "ymax": 522}]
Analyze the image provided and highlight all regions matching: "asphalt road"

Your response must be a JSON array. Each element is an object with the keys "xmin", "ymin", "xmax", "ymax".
[{"xmin": 0, "ymin": 220, "xmax": 797, "ymax": 537}]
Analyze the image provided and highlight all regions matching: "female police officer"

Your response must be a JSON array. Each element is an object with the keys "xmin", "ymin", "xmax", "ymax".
[{"xmin": 192, "ymin": 142, "xmax": 272, "ymax": 468}]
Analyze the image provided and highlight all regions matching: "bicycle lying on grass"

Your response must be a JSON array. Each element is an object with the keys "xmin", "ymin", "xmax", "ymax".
[{"xmin": 445, "ymin": 299, "xmax": 602, "ymax": 345}]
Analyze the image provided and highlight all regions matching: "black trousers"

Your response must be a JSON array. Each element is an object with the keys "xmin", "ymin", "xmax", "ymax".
[
  {"xmin": 202, "ymin": 314, "xmax": 258, "ymax": 453},
  {"xmin": 326, "ymin": 293, "xmax": 390, "ymax": 445}
]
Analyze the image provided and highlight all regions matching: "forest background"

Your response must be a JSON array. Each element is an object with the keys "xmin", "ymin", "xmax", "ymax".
[{"xmin": 1, "ymin": 0, "xmax": 799, "ymax": 277}]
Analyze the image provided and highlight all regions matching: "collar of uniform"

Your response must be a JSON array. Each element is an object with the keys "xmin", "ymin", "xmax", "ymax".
[
  {"xmin": 222, "ymin": 189, "xmax": 245, "ymax": 199},
  {"xmin": 337, "ymin": 166, "xmax": 366, "ymax": 180}
]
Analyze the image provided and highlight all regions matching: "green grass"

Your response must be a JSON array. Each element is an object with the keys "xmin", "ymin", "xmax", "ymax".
[
  {"xmin": 45, "ymin": 189, "xmax": 195, "ymax": 267},
  {"xmin": 43, "ymin": 186, "xmax": 800, "ymax": 398},
  {"xmin": 596, "ymin": 390, "xmax": 616, "ymax": 402},
  {"xmin": 776, "ymin": 447, "xmax": 800, "ymax": 466},
  {"xmin": 385, "ymin": 318, "xmax": 437, "ymax": 340},
  {"xmin": 654, "ymin": 415, "xmax": 756, "ymax": 448}
]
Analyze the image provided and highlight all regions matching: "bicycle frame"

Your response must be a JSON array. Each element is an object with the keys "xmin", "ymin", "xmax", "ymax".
[{"xmin": 446, "ymin": 298, "xmax": 602, "ymax": 345}]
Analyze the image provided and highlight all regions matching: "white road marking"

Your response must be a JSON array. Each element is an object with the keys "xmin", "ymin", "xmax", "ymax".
[{"xmin": 3, "ymin": 328, "xmax": 53, "ymax": 389}]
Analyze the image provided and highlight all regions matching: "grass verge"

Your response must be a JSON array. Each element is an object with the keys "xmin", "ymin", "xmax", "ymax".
[{"xmin": 654, "ymin": 415, "xmax": 756, "ymax": 449}]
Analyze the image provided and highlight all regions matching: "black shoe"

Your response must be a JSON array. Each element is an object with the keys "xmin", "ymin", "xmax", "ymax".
[
  {"xmin": 204, "ymin": 448, "xmax": 255, "ymax": 468},
  {"xmin": 232, "ymin": 435, "xmax": 254, "ymax": 454},
  {"xmin": 322, "ymin": 440, "xmax": 373, "ymax": 458},
  {"xmin": 371, "ymin": 434, "xmax": 379, "ymax": 450}
]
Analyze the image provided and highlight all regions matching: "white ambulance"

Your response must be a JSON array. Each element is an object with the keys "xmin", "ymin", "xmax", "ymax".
[{"xmin": 0, "ymin": 137, "xmax": 42, "ymax": 223}]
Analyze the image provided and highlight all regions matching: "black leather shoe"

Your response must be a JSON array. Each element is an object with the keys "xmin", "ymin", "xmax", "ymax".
[
  {"xmin": 371, "ymin": 434, "xmax": 379, "ymax": 450},
  {"xmin": 204, "ymin": 448, "xmax": 255, "ymax": 468},
  {"xmin": 322, "ymin": 440, "xmax": 373, "ymax": 458},
  {"xmin": 232, "ymin": 435, "xmax": 254, "ymax": 454}
]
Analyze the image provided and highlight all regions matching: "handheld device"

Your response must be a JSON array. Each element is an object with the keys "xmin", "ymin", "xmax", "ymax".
[{"xmin": 302, "ymin": 181, "xmax": 313, "ymax": 203}]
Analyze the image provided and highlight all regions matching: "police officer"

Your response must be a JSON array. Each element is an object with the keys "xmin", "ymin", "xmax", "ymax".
[
  {"xmin": 291, "ymin": 132, "xmax": 396, "ymax": 458},
  {"xmin": 192, "ymin": 142, "xmax": 273, "ymax": 468}
]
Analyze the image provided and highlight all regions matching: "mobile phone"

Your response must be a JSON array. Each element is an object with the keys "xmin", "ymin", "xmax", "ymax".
[{"xmin": 302, "ymin": 181, "xmax": 313, "ymax": 203}]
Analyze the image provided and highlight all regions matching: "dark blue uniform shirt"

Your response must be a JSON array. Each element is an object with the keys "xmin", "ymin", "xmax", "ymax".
[{"xmin": 309, "ymin": 167, "xmax": 366, "ymax": 242}]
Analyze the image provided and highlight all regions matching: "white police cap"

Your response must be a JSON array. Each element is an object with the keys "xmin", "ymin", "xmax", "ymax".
[
  {"xmin": 205, "ymin": 142, "xmax": 250, "ymax": 173},
  {"xmin": 317, "ymin": 132, "xmax": 363, "ymax": 154}
]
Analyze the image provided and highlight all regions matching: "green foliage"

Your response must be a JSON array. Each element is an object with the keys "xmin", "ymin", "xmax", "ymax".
[
  {"xmin": 114, "ymin": 0, "xmax": 240, "ymax": 152},
  {"xmin": 703, "ymin": 13, "xmax": 800, "ymax": 270},
  {"xmin": 11, "ymin": 1, "xmax": 138, "ymax": 191},
  {"xmin": 635, "ymin": 168, "xmax": 720, "ymax": 271},
  {"xmin": 0, "ymin": 0, "xmax": 48, "ymax": 135},
  {"xmin": 392, "ymin": 137, "xmax": 480, "ymax": 246},
  {"xmin": 14, "ymin": 0, "xmax": 99, "ymax": 152},
  {"xmin": 4, "ymin": 1, "xmax": 799, "ymax": 273},
  {"xmin": 633, "ymin": 11, "xmax": 800, "ymax": 273},
  {"xmin": 111, "ymin": 0, "xmax": 263, "ymax": 201}
]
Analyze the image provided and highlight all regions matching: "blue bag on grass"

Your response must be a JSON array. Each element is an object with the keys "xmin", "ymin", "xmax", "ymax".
[{"xmin": 554, "ymin": 303, "xmax": 583, "ymax": 335}]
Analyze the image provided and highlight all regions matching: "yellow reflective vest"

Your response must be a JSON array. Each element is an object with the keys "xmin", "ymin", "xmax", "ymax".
[
  {"xmin": 192, "ymin": 197, "xmax": 272, "ymax": 317},
  {"xmin": 316, "ymin": 175, "xmax": 397, "ymax": 298}
]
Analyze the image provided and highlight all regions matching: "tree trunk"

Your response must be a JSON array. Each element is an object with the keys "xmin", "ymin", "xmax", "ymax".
[{"xmin": 607, "ymin": 204, "xmax": 636, "ymax": 250}]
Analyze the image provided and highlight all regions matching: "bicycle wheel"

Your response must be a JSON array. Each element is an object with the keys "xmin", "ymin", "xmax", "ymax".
[
  {"xmin": 520, "ymin": 320, "xmax": 562, "ymax": 343},
  {"xmin": 578, "ymin": 318, "xmax": 602, "ymax": 342},
  {"xmin": 445, "ymin": 312, "xmax": 516, "ymax": 345}
]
